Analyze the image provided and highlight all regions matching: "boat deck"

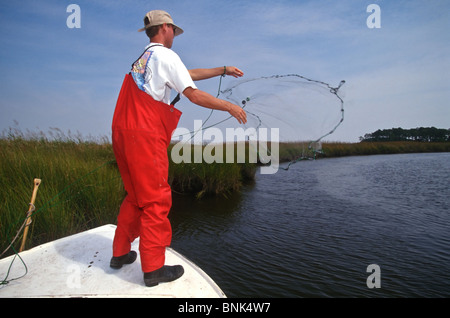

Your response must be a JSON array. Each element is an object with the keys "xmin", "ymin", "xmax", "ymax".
[{"xmin": 0, "ymin": 224, "xmax": 225, "ymax": 298}]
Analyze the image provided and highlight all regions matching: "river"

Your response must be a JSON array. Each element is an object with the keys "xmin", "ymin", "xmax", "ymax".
[{"xmin": 169, "ymin": 153, "xmax": 450, "ymax": 297}]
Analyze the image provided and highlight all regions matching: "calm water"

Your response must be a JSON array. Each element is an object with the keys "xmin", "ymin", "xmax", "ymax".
[{"xmin": 169, "ymin": 153, "xmax": 450, "ymax": 297}]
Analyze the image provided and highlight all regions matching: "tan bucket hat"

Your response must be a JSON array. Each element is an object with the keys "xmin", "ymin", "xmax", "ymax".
[{"xmin": 137, "ymin": 10, "xmax": 184, "ymax": 36}]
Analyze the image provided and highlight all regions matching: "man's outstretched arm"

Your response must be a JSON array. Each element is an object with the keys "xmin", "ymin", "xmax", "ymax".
[
  {"xmin": 183, "ymin": 87, "xmax": 247, "ymax": 125},
  {"xmin": 189, "ymin": 66, "xmax": 244, "ymax": 81}
]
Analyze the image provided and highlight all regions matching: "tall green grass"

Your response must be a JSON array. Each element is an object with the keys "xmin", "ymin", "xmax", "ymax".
[
  {"xmin": 0, "ymin": 135, "xmax": 124, "ymax": 255},
  {"xmin": 168, "ymin": 143, "xmax": 256, "ymax": 198},
  {"xmin": 319, "ymin": 141, "xmax": 450, "ymax": 158},
  {"xmin": 276, "ymin": 140, "xmax": 450, "ymax": 162},
  {"xmin": 0, "ymin": 133, "xmax": 256, "ymax": 255}
]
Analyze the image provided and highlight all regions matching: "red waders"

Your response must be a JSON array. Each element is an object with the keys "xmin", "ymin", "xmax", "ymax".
[{"xmin": 111, "ymin": 74, "xmax": 181, "ymax": 273}]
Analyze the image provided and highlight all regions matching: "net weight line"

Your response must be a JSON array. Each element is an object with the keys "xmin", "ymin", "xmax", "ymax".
[{"xmin": 221, "ymin": 74, "xmax": 346, "ymax": 170}]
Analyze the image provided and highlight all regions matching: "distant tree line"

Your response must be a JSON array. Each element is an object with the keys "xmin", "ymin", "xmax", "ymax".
[{"xmin": 360, "ymin": 127, "xmax": 450, "ymax": 142}]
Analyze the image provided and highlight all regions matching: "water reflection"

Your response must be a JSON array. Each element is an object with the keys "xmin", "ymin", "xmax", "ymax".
[{"xmin": 170, "ymin": 189, "xmax": 246, "ymax": 239}]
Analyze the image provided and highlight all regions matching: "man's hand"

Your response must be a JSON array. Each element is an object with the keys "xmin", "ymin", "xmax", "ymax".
[
  {"xmin": 225, "ymin": 66, "xmax": 244, "ymax": 78},
  {"xmin": 227, "ymin": 103, "xmax": 247, "ymax": 124}
]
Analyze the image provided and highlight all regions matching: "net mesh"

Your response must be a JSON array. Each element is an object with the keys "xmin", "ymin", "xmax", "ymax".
[{"xmin": 173, "ymin": 74, "xmax": 345, "ymax": 171}]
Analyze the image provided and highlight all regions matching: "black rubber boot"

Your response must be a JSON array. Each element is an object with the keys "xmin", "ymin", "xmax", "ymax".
[
  {"xmin": 110, "ymin": 251, "xmax": 137, "ymax": 269},
  {"xmin": 144, "ymin": 265, "xmax": 184, "ymax": 287}
]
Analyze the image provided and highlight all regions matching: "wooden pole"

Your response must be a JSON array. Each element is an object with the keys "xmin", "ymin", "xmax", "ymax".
[{"xmin": 19, "ymin": 178, "xmax": 41, "ymax": 252}]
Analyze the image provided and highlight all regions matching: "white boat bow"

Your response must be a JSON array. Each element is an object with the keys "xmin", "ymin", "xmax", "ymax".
[{"xmin": 0, "ymin": 224, "xmax": 226, "ymax": 298}]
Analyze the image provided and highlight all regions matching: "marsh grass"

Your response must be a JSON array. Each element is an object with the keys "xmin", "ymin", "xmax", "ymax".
[
  {"xmin": 0, "ymin": 131, "xmax": 256, "ymax": 255},
  {"xmin": 276, "ymin": 140, "xmax": 450, "ymax": 162},
  {"xmin": 0, "ymin": 134, "xmax": 124, "ymax": 255},
  {"xmin": 319, "ymin": 141, "xmax": 450, "ymax": 158},
  {"xmin": 168, "ymin": 143, "xmax": 257, "ymax": 198},
  {"xmin": 1, "ymin": 127, "xmax": 448, "ymax": 256}
]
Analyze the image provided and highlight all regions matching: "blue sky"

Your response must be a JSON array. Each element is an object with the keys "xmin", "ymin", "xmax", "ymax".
[{"xmin": 0, "ymin": 0, "xmax": 449, "ymax": 142}]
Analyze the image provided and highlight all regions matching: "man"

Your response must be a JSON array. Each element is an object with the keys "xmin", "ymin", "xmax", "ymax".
[{"xmin": 110, "ymin": 10, "xmax": 246, "ymax": 287}]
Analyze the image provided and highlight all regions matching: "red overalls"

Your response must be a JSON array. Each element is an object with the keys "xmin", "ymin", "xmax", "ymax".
[{"xmin": 111, "ymin": 73, "xmax": 181, "ymax": 272}]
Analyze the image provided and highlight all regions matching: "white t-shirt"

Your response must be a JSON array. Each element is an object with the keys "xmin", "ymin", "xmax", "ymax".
[{"xmin": 131, "ymin": 43, "xmax": 197, "ymax": 105}]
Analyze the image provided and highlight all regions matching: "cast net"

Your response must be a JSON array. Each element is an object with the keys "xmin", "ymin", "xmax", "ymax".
[{"xmin": 173, "ymin": 74, "xmax": 345, "ymax": 171}]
